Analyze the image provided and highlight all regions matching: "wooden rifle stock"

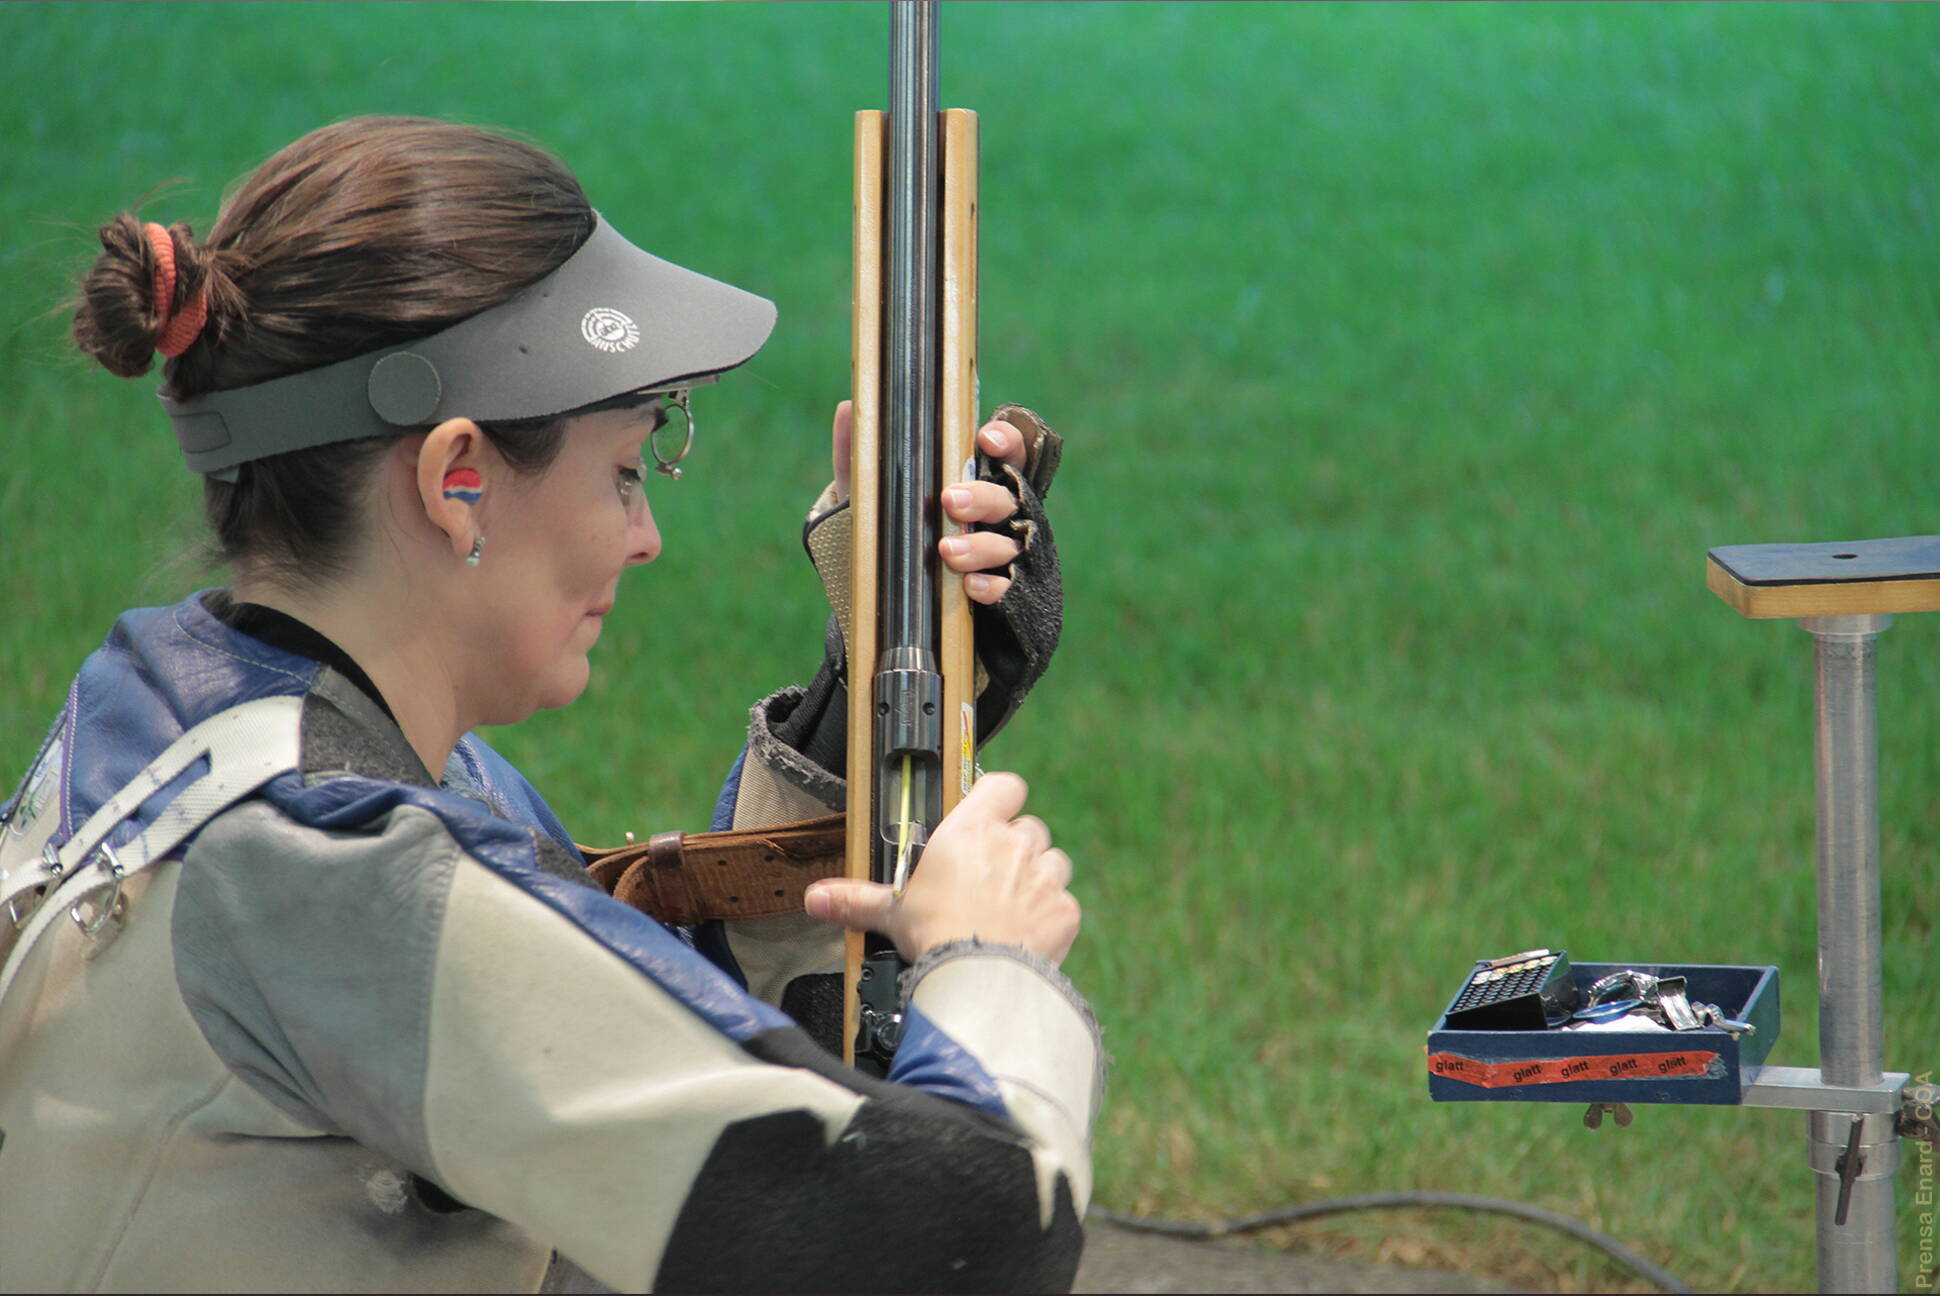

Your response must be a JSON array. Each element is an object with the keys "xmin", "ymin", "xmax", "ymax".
[{"xmin": 845, "ymin": 0, "xmax": 979, "ymax": 1071}]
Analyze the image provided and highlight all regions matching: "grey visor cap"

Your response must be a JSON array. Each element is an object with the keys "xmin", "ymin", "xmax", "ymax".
[{"xmin": 160, "ymin": 214, "xmax": 777, "ymax": 475}]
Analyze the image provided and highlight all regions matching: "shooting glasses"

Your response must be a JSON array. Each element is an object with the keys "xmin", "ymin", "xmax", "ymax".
[{"xmin": 159, "ymin": 215, "xmax": 776, "ymax": 479}]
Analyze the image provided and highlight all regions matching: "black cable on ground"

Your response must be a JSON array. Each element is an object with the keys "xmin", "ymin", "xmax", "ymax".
[{"xmin": 1088, "ymin": 1192, "xmax": 1690, "ymax": 1294}]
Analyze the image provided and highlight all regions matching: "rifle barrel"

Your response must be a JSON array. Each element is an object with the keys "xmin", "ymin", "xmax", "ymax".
[
  {"xmin": 876, "ymin": 0, "xmax": 944, "ymax": 887},
  {"xmin": 883, "ymin": 1, "xmax": 939, "ymax": 659},
  {"xmin": 852, "ymin": 0, "xmax": 970, "ymax": 1074}
]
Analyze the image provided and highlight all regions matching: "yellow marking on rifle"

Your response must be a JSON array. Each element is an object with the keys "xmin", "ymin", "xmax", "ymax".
[{"xmin": 892, "ymin": 753, "xmax": 915, "ymax": 897}]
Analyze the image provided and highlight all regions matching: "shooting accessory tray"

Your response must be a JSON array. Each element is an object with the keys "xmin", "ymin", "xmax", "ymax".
[{"xmin": 1426, "ymin": 962, "xmax": 1779, "ymax": 1105}]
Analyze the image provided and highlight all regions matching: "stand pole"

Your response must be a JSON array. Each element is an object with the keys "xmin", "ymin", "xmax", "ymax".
[{"xmin": 1800, "ymin": 614, "xmax": 1900, "ymax": 1293}]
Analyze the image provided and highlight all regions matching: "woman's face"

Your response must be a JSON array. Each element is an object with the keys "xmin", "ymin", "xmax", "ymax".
[{"xmin": 466, "ymin": 405, "xmax": 662, "ymax": 722}]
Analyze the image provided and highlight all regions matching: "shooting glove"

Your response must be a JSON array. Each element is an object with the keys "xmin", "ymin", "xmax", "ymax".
[{"xmin": 758, "ymin": 403, "xmax": 1064, "ymax": 808}]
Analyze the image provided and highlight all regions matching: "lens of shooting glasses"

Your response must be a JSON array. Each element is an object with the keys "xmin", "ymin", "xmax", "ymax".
[{"xmin": 650, "ymin": 390, "xmax": 695, "ymax": 478}]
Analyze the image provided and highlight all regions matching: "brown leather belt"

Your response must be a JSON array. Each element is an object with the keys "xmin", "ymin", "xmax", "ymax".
[{"xmin": 579, "ymin": 814, "xmax": 847, "ymax": 926}]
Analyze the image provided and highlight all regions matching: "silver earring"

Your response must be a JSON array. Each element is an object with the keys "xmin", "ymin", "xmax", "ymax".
[{"xmin": 465, "ymin": 535, "xmax": 486, "ymax": 568}]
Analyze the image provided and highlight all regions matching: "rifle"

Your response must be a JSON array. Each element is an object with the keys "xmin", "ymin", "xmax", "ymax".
[
  {"xmin": 844, "ymin": 0, "xmax": 979, "ymax": 1073},
  {"xmin": 577, "ymin": 1, "xmax": 983, "ymax": 1070}
]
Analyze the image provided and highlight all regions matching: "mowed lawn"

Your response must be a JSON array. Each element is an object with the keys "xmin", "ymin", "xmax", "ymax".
[{"xmin": 3, "ymin": 4, "xmax": 1937, "ymax": 1291}]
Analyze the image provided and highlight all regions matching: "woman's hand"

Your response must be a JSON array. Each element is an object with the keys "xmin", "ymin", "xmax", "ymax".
[
  {"xmin": 829, "ymin": 399, "xmax": 1029, "ymax": 606},
  {"xmin": 802, "ymin": 772, "xmax": 1080, "ymax": 965}
]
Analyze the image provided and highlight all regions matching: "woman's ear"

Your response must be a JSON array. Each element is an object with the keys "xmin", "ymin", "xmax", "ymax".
[{"xmin": 415, "ymin": 418, "xmax": 487, "ymax": 562}]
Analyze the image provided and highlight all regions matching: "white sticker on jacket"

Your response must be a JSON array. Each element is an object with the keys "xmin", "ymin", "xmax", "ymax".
[{"xmin": 3, "ymin": 734, "xmax": 61, "ymax": 843}]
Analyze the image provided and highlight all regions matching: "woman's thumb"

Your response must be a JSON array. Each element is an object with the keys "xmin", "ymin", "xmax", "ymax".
[{"xmin": 804, "ymin": 877, "xmax": 895, "ymax": 933}]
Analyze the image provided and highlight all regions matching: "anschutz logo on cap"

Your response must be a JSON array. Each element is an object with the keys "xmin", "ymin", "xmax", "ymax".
[{"xmin": 581, "ymin": 307, "xmax": 641, "ymax": 354}]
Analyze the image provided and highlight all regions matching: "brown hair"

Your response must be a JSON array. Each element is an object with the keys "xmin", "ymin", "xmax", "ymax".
[{"xmin": 72, "ymin": 116, "xmax": 594, "ymax": 584}]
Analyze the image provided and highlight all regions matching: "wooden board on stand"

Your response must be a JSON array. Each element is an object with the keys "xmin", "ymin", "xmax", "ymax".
[{"xmin": 1707, "ymin": 535, "xmax": 1940, "ymax": 618}]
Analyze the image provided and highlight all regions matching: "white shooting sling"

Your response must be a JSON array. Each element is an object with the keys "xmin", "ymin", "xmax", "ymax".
[{"xmin": 0, "ymin": 695, "xmax": 303, "ymax": 1009}]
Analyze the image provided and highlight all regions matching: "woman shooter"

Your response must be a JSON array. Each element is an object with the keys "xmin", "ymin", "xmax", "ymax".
[{"xmin": 0, "ymin": 116, "xmax": 1096, "ymax": 1294}]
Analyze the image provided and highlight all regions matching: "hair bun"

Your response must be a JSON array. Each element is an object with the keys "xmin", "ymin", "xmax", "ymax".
[{"xmin": 72, "ymin": 214, "xmax": 215, "ymax": 378}]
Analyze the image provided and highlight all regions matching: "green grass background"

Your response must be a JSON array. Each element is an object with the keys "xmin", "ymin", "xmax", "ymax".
[{"xmin": 4, "ymin": 3, "xmax": 1937, "ymax": 1290}]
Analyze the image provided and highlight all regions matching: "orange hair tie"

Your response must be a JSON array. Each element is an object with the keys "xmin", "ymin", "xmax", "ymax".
[{"xmin": 142, "ymin": 221, "xmax": 209, "ymax": 358}]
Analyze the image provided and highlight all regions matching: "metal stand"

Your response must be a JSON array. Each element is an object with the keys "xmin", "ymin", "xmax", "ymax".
[
  {"xmin": 1708, "ymin": 538, "xmax": 1940, "ymax": 1292},
  {"xmin": 1800, "ymin": 614, "xmax": 1899, "ymax": 1292}
]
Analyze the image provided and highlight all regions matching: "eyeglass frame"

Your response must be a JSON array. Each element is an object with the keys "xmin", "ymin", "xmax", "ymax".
[{"xmin": 632, "ymin": 374, "xmax": 718, "ymax": 480}]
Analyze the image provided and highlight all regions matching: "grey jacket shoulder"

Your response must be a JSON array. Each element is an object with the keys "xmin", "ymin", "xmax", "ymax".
[
  {"xmin": 172, "ymin": 671, "xmax": 514, "ymax": 1174},
  {"xmin": 174, "ymin": 785, "xmax": 461, "ymax": 1176}
]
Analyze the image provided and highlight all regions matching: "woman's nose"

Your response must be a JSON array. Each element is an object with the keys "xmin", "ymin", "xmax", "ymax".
[{"xmin": 628, "ymin": 503, "xmax": 662, "ymax": 566}]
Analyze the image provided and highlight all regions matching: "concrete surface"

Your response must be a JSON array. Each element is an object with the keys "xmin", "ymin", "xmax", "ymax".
[{"xmin": 1074, "ymin": 1219, "xmax": 1514, "ymax": 1294}]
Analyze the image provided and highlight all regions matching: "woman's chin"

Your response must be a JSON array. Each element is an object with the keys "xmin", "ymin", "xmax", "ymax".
[{"xmin": 533, "ymin": 657, "xmax": 594, "ymax": 713}]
